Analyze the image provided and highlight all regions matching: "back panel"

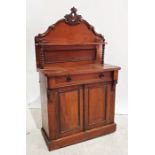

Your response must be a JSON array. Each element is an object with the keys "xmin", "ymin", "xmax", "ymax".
[{"xmin": 43, "ymin": 45, "xmax": 96, "ymax": 64}]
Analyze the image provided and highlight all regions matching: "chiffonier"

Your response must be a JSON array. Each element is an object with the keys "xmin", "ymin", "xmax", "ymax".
[{"xmin": 35, "ymin": 7, "xmax": 120, "ymax": 151}]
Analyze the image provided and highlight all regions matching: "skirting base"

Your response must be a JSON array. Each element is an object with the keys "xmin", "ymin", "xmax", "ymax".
[{"xmin": 41, "ymin": 123, "xmax": 116, "ymax": 151}]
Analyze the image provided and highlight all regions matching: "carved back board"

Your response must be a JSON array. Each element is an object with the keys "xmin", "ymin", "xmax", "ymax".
[{"xmin": 35, "ymin": 7, "xmax": 105, "ymax": 69}]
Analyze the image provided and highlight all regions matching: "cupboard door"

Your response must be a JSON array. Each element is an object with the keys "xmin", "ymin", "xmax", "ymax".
[
  {"xmin": 56, "ymin": 85, "xmax": 83, "ymax": 138},
  {"xmin": 84, "ymin": 83, "xmax": 112, "ymax": 130}
]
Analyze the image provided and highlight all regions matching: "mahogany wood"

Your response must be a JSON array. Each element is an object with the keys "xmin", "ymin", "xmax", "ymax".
[{"xmin": 35, "ymin": 7, "xmax": 120, "ymax": 151}]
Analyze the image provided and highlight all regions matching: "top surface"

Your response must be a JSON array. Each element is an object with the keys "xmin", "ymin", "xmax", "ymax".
[{"xmin": 38, "ymin": 64, "xmax": 121, "ymax": 76}]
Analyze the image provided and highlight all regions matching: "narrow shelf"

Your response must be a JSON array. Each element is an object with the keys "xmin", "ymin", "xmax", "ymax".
[{"xmin": 35, "ymin": 42, "xmax": 105, "ymax": 46}]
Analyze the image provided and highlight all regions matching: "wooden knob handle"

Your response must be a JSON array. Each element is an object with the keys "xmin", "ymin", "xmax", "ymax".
[
  {"xmin": 66, "ymin": 75, "xmax": 72, "ymax": 82},
  {"xmin": 99, "ymin": 73, "xmax": 104, "ymax": 78}
]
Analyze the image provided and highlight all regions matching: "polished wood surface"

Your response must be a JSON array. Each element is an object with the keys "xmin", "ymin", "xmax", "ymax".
[
  {"xmin": 85, "ymin": 83, "xmax": 108, "ymax": 130},
  {"xmin": 38, "ymin": 64, "xmax": 120, "ymax": 75},
  {"xmin": 35, "ymin": 7, "xmax": 120, "ymax": 151}
]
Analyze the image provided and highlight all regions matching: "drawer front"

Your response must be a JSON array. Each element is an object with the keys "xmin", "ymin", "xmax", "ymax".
[{"xmin": 48, "ymin": 71, "xmax": 113, "ymax": 88}]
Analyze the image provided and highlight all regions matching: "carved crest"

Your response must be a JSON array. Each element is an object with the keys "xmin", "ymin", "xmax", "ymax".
[{"xmin": 64, "ymin": 7, "xmax": 82, "ymax": 25}]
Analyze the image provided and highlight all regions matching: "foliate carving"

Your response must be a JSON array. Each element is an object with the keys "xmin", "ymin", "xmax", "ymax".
[
  {"xmin": 64, "ymin": 7, "xmax": 82, "ymax": 25},
  {"xmin": 35, "ymin": 36, "xmax": 43, "ymax": 43},
  {"xmin": 48, "ymin": 24, "xmax": 55, "ymax": 30},
  {"xmin": 84, "ymin": 20, "xmax": 105, "ymax": 42},
  {"xmin": 35, "ymin": 36, "xmax": 47, "ymax": 44}
]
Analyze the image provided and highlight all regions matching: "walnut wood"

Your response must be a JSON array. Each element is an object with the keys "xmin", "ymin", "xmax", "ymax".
[{"xmin": 35, "ymin": 7, "xmax": 121, "ymax": 151}]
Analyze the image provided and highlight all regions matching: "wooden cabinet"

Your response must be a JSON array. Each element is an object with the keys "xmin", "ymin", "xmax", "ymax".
[{"xmin": 35, "ymin": 7, "xmax": 120, "ymax": 150}]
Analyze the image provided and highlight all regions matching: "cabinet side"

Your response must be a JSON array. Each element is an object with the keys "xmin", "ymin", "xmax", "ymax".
[{"xmin": 39, "ymin": 72, "xmax": 49, "ymax": 136}]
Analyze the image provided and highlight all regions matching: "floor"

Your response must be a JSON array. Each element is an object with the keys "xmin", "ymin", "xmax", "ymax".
[{"xmin": 26, "ymin": 108, "xmax": 128, "ymax": 155}]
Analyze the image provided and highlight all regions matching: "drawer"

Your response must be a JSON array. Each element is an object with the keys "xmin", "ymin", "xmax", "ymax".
[{"xmin": 48, "ymin": 71, "xmax": 113, "ymax": 88}]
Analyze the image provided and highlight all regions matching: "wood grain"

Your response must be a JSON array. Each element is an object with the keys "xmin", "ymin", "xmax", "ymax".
[{"xmin": 35, "ymin": 7, "xmax": 120, "ymax": 151}]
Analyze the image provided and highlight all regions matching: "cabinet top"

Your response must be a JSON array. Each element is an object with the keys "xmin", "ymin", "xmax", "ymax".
[{"xmin": 38, "ymin": 64, "xmax": 121, "ymax": 76}]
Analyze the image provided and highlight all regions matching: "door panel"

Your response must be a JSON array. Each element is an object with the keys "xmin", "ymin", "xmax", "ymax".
[
  {"xmin": 56, "ymin": 85, "xmax": 83, "ymax": 137},
  {"xmin": 59, "ymin": 90, "xmax": 79, "ymax": 133},
  {"xmin": 88, "ymin": 86, "xmax": 106, "ymax": 125},
  {"xmin": 84, "ymin": 83, "xmax": 110, "ymax": 129}
]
